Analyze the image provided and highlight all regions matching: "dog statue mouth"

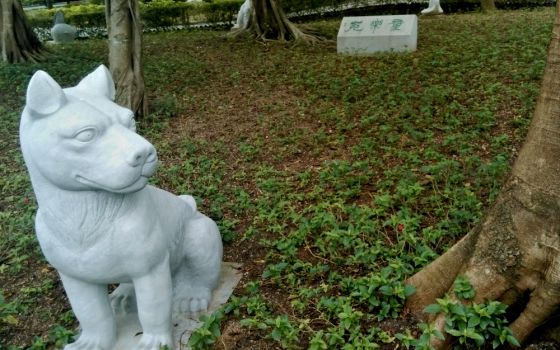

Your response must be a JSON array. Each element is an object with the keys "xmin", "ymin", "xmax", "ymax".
[
  {"xmin": 76, "ymin": 174, "xmax": 150, "ymax": 194},
  {"xmin": 141, "ymin": 158, "xmax": 158, "ymax": 177},
  {"xmin": 73, "ymin": 156, "xmax": 157, "ymax": 194}
]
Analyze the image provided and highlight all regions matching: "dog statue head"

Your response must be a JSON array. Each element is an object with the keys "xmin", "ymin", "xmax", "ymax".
[{"xmin": 20, "ymin": 65, "xmax": 157, "ymax": 194}]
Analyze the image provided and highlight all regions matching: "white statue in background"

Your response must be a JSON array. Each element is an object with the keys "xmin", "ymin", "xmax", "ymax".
[
  {"xmin": 19, "ymin": 65, "xmax": 223, "ymax": 350},
  {"xmin": 232, "ymin": 0, "xmax": 251, "ymax": 29},
  {"xmin": 51, "ymin": 11, "xmax": 77, "ymax": 43},
  {"xmin": 421, "ymin": 0, "xmax": 444, "ymax": 15}
]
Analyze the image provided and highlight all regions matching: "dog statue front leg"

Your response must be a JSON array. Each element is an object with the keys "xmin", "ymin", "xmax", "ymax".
[
  {"xmin": 59, "ymin": 273, "xmax": 116, "ymax": 350},
  {"xmin": 133, "ymin": 255, "xmax": 174, "ymax": 350}
]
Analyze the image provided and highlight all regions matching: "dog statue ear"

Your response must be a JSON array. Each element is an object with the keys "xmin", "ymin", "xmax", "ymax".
[
  {"xmin": 26, "ymin": 70, "xmax": 67, "ymax": 116},
  {"xmin": 75, "ymin": 65, "xmax": 116, "ymax": 101}
]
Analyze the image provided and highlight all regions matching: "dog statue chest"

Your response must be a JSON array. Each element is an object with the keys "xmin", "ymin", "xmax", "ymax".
[{"xmin": 36, "ymin": 189, "xmax": 170, "ymax": 283}]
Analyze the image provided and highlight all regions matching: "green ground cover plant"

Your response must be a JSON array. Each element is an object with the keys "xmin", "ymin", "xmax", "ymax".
[
  {"xmin": 0, "ymin": 7, "xmax": 556, "ymax": 349},
  {"xmin": 417, "ymin": 276, "xmax": 519, "ymax": 349}
]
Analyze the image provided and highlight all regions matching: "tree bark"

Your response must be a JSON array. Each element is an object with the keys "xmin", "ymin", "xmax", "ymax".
[
  {"xmin": 406, "ymin": 2, "xmax": 560, "ymax": 348},
  {"xmin": 229, "ymin": 0, "xmax": 320, "ymax": 43},
  {"xmin": 105, "ymin": 0, "xmax": 147, "ymax": 118},
  {"xmin": 0, "ymin": 0, "xmax": 43, "ymax": 63},
  {"xmin": 480, "ymin": 0, "xmax": 497, "ymax": 12}
]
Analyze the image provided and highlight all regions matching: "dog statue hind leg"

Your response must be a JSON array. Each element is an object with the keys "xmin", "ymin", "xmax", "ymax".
[{"xmin": 173, "ymin": 208, "xmax": 223, "ymax": 315}]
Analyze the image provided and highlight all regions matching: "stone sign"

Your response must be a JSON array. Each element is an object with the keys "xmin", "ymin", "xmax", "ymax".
[{"xmin": 337, "ymin": 15, "xmax": 418, "ymax": 55}]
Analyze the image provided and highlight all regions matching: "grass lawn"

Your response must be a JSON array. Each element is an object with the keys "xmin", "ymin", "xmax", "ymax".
[{"xmin": 0, "ymin": 7, "xmax": 556, "ymax": 349}]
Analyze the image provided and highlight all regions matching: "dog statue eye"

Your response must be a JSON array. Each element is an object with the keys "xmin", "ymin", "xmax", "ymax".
[{"xmin": 74, "ymin": 128, "xmax": 97, "ymax": 142}]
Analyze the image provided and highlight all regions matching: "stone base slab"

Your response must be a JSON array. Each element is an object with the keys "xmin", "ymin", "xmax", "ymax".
[{"xmin": 111, "ymin": 262, "xmax": 242, "ymax": 349}]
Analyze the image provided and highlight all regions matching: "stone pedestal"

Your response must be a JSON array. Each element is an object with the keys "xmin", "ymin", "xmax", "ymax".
[
  {"xmin": 111, "ymin": 262, "xmax": 242, "ymax": 349},
  {"xmin": 337, "ymin": 15, "xmax": 418, "ymax": 55}
]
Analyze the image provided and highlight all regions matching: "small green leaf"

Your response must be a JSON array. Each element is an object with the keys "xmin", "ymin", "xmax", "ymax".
[
  {"xmin": 379, "ymin": 285, "xmax": 393, "ymax": 295},
  {"xmin": 468, "ymin": 331, "xmax": 485, "ymax": 345},
  {"xmin": 2, "ymin": 314, "xmax": 18, "ymax": 325},
  {"xmin": 507, "ymin": 335, "xmax": 521, "ymax": 347},
  {"xmin": 446, "ymin": 329, "xmax": 462, "ymax": 337},
  {"xmin": 449, "ymin": 303, "xmax": 466, "ymax": 317},
  {"xmin": 430, "ymin": 327, "xmax": 445, "ymax": 341},
  {"xmin": 404, "ymin": 284, "xmax": 416, "ymax": 297},
  {"xmin": 467, "ymin": 315, "xmax": 480, "ymax": 328},
  {"xmin": 423, "ymin": 304, "xmax": 442, "ymax": 314}
]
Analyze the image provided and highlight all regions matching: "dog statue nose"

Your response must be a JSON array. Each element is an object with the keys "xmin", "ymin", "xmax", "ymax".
[
  {"xmin": 127, "ymin": 145, "xmax": 156, "ymax": 167},
  {"xmin": 146, "ymin": 147, "xmax": 157, "ymax": 163}
]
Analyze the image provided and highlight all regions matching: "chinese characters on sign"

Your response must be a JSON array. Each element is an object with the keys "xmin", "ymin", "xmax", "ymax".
[
  {"xmin": 344, "ymin": 20, "xmax": 364, "ymax": 32},
  {"xmin": 370, "ymin": 19, "xmax": 383, "ymax": 32},
  {"xmin": 344, "ymin": 17, "xmax": 406, "ymax": 33},
  {"xmin": 390, "ymin": 19, "xmax": 404, "ymax": 31}
]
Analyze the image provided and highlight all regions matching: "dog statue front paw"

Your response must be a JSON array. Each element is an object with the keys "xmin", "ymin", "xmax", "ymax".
[
  {"xmin": 135, "ymin": 333, "xmax": 173, "ymax": 350},
  {"xmin": 65, "ymin": 335, "xmax": 113, "ymax": 350}
]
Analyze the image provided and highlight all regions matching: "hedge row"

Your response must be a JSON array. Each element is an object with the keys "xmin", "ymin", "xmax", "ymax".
[
  {"xmin": 26, "ymin": 0, "xmax": 556, "ymax": 30},
  {"xmin": 26, "ymin": 0, "xmax": 244, "ymax": 29},
  {"xmin": 283, "ymin": 0, "xmax": 556, "ymax": 16},
  {"xmin": 22, "ymin": 0, "xmax": 66, "ymax": 7}
]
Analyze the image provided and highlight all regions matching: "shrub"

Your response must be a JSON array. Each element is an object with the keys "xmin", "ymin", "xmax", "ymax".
[
  {"xmin": 204, "ymin": 0, "xmax": 243, "ymax": 24},
  {"xmin": 141, "ymin": 0, "xmax": 192, "ymax": 27},
  {"xmin": 27, "ymin": 4, "xmax": 106, "ymax": 28},
  {"xmin": 26, "ymin": 0, "xmax": 244, "ymax": 30},
  {"xmin": 24, "ymin": 0, "xmax": 556, "ymax": 34}
]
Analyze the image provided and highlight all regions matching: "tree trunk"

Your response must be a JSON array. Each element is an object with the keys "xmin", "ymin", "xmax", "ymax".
[
  {"xmin": 406, "ymin": 2, "xmax": 560, "ymax": 348},
  {"xmin": 480, "ymin": 0, "xmax": 497, "ymax": 12},
  {"xmin": 229, "ymin": 0, "xmax": 320, "ymax": 43},
  {"xmin": 105, "ymin": 0, "xmax": 147, "ymax": 118},
  {"xmin": 0, "ymin": 0, "xmax": 43, "ymax": 63}
]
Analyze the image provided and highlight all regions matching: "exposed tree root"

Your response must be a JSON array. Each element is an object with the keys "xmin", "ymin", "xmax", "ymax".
[
  {"xmin": 406, "ymin": 229, "xmax": 479, "ymax": 313},
  {"xmin": 227, "ymin": 0, "xmax": 324, "ymax": 44},
  {"xmin": 406, "ymin": 176, "xmax": 560, "ymax": 349},
  {"xmin": 510, "ymin": 255, "xmax": 560, "ymax": 342},
  {"xmin": 229, "ymin": 26, "xmax": 322, "ymax": 45},
  {"xmin": 1, "ymin": 0, "xmax": 44, "ymax": 63},
  {"xmin": 406, "ymin": 3, "xmax": 560, "ymax": 347}
]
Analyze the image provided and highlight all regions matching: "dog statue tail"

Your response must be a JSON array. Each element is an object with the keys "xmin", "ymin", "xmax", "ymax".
[{"xmin": 179, "ymin": 195, "xmax": 198, "ymax": 215}]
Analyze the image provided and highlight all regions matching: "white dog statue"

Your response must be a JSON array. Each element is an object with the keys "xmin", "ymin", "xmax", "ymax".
[
  {"xmin": 19, "ymin": 65, "xmax": 223, "ymax": 350},
  {"xmin": 421, "ymin": 0, "xmax": 444, "ymax": 15},
  {"xmin": 232, "ymin": 0, "xmax": 251, "ymax": 29}
]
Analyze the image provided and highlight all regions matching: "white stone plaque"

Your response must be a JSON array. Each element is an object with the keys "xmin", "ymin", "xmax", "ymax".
[{"xmin": 337, "ymin": 15, "xmax": 418, "ymax": 55}]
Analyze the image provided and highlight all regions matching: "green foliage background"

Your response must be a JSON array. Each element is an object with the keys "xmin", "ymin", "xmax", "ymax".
[
  {"xmin": 1, "ymin": 6, "xmax": 556, "ymax": 350},
  {"xmin": 24, "ymin": 0, "xmax": 555, "ymax": 30}
]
